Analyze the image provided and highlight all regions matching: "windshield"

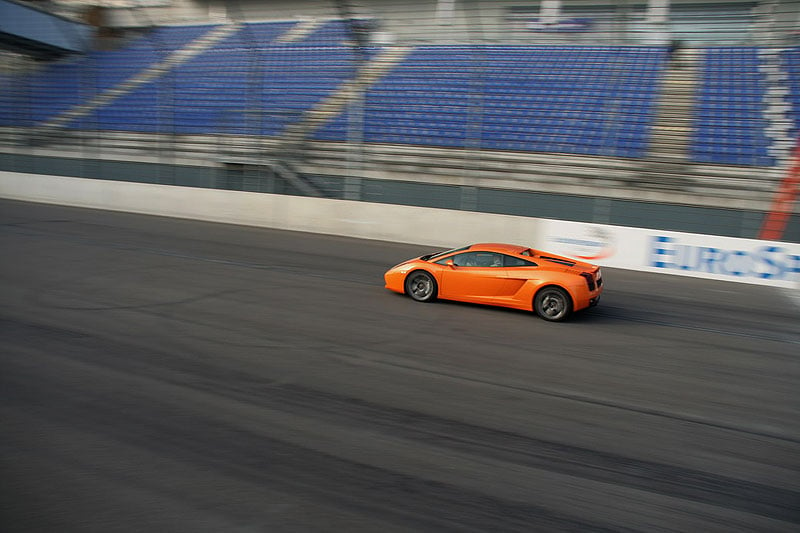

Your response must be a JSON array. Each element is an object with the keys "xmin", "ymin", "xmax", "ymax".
[{"xmin": 421, "ymin": 245, "xmax": 471, "ymax": 261}]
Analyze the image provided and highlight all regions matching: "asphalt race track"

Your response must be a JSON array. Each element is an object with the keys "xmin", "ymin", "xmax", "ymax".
[{"xmin": 1, "ymin": 198, "xmax": 798, "ymax": 532}]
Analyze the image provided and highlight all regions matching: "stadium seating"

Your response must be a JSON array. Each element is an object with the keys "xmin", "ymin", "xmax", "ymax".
[
  {"xmin": 1, "ymin": 25, "xmax": 214, "ymax": 127},
  {"xmin": 690, "ymin": 47, "xmax": 775, "ymax": 166},
  {"xmin": 0, "ymin": 20, "xmax": 783, "ymax": 166},
  {"xmin": 75, "ymin": 20, "xmax": 358, "ymax": 134},
  {"xmin": 314, "ymin": 45, "xmax": 666, "ymax": 158}
]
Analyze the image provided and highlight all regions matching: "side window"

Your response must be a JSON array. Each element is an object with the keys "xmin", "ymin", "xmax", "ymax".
[
  {"xmin": 453, "ymin": 252, "xmax": 478, "ymax": 267},
  {"xmin": 503, "ymin": 254, "xmax": 537, "ymax": 267},
  {"xmin": 437, "ymin": 252, "xmax": 534, "ymax": 267},
  {"xmin": 445, "ymin": 252, "xmax": 503, "ymax": 267},
  {"xmin": 476, "ymin": 252, "xmax": 503, "ymax": 267}
]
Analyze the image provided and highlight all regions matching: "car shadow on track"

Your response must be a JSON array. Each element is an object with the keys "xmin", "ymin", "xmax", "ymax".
[{"xmin": 383, "ymin": 290, "xmax": 612, "ymax": 324}]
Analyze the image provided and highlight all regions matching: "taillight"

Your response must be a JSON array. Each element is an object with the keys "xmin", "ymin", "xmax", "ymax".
[{"xmin": 580, "ymin": 272, "xmax": 596, "ymax": 291}]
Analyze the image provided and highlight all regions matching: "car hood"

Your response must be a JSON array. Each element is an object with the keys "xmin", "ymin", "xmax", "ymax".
[{"xmin": 387, "ymin": 257, "xmax": 422, "ymax": 271}]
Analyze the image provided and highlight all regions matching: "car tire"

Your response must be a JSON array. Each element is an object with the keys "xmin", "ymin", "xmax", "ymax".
[
  {"xmin": 534, "ymin": 286, "xmax": 572, "ymax": 322},
  {"xmin": 404, "ymin": 271, "xmax": 437, "ymax": 302}
]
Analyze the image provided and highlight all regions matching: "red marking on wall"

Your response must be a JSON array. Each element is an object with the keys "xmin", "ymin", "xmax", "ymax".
[{"xmin": 759, "ymin": 138, "xmax": 800, "ymax": 241}]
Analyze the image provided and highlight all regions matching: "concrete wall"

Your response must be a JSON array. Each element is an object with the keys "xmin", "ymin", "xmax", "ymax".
[
  {"xmin": 0, "ymin": 170, "xmax": 541, "ymax": 248},
  {"xmin": 2, "ymin": 170, "xmax": 797, "ymax": 288}
]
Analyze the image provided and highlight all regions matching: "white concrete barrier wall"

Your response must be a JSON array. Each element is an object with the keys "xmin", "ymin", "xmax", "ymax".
[
  {"xmin": 2, "ymin": 171, "xmax": 798, "ymax": 288},
  {"xmin": 0, "ymin": 171, "xmax": 545, "ymax": 248}
]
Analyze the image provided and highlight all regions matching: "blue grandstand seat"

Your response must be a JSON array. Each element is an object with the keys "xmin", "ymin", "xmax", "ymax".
[
  {"xmin": 69, "ymin": 21, "xmax": 359, "ymax": 134},
  {"xmin": 1, "ymin": 26, "xmax": 779, "ymax": 166},
  {"xmin": 691, "ymin": 47, "xmax": 775, "ymax": 166},
  {"xmin": 314, "ymin": 45, "xmax": 667, "ymax": 158},
  {"xmin": 4, "ymin": 24, "xmax": 217, "ymax": 125}
]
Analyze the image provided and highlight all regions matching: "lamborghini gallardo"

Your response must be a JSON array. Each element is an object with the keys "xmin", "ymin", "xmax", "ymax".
[{"xmin": 384, "ymin": 243, "xmax": 603, "ymax": 321}]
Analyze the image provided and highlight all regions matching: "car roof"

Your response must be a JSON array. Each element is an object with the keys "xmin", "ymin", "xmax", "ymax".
[{"xmin": 468, "ymin": 243, "xmax": 530, "ymax": 255}]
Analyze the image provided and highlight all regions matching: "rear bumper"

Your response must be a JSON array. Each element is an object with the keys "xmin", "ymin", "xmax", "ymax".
[{"xmin": 573, "ymin": 287, "xmax": 603, "ymax": 311}]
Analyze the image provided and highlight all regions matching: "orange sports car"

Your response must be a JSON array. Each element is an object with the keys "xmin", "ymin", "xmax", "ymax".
[{"xmin": 384, "ymin": 243, "xmax": 603, "ymax": 321}]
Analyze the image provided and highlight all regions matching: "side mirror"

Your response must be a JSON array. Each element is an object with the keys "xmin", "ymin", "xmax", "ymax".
[{"xmin": 446, "ymin": 259, "xmax": 455, "ymax": 268}]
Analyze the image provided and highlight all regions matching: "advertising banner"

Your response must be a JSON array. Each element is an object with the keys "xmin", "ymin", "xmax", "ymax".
[{"xmin": 541, "ymin": 219, "xmax": 800, "ymax": 288}]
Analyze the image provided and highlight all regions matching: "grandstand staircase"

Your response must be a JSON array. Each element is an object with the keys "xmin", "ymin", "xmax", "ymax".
[
  {"xmin": 280, "ymin": 45, "xmax": 414, "ymax": 141},
  {"xmin": 647, "ymin": 48, "xmax": 699, "ymax": 161},
  {"xmin": 275, "ymin": 18, "xmax": 324, "ymax": 43},
  {"xmin": 760, "ymin": 48, "xmax": 795, "ymax": 165},
  {"xmin": 38, "ymin": 23, "xmax": 241, "ymax": 130},
  {"xmin": 638, "ymin": 47, "xmax": 702, "ymax": 187},
  {"xmin": 228, "ymin": 43, "xmax": 415, "ymax": 198}
]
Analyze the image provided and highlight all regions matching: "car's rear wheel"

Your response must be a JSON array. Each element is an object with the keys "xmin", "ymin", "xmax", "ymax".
[
  {"xmin": 405, "ymin": 271, "xmax": 437, "ymax": 302},
  {"xmin": 534, "ymin": 286, "xmax": 572, "ymax": 322}
]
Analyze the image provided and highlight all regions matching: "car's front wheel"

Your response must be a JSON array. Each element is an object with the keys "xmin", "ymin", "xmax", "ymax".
[
  {"xmin": 404, "ymin": 271, "xmax": 437, "ymax": 302},
  {"xmin": 534, "ymin": 286, "xmax": 572, "ymax": 322}
]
